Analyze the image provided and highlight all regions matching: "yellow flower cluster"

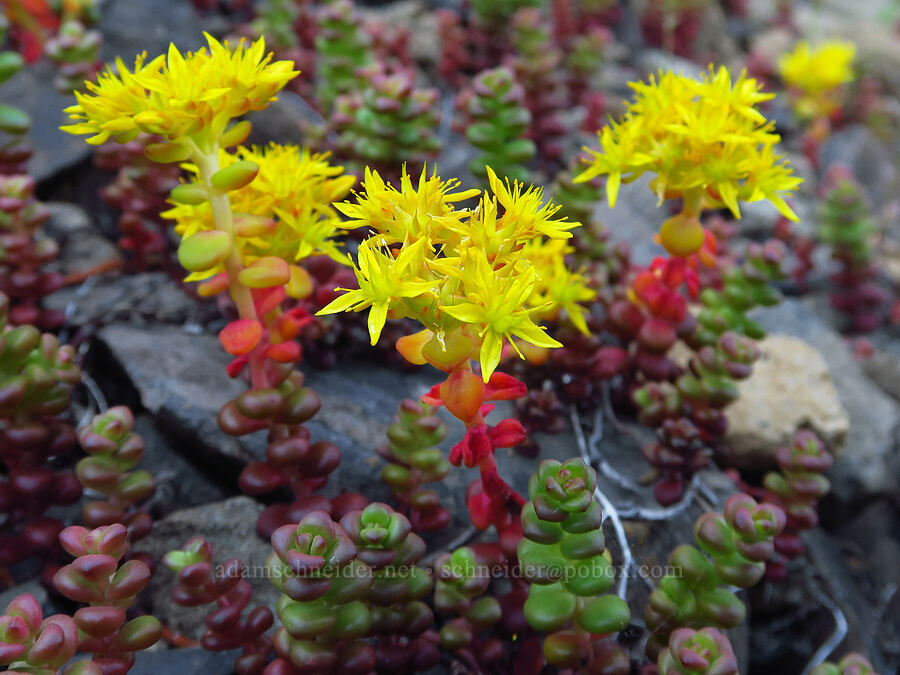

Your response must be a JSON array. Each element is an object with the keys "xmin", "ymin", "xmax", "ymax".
[
  {"xmin": 162, "ymin": 143, "xmax": 356, "ymax": 293},
  {"xmin": 61, "ymin": 34, "xmax": 297, "ymax": 148},
  {"xmin": 778, "ymin": 40, "xmax": 856, "ymax": 119},
  {"xmin": 576, "ymin": 66, "xmax": 801, "ymax": 223},
  {"xmin": 318, "ymin": 167, "xmax": 594, "ymax": 381}
]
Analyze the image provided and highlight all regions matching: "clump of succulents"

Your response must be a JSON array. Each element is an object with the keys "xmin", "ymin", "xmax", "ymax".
[
  {"xmin": 657, "ymin": 627, "xmax": 739, "ymax": 675},
  {"xmin": 810, "ymin": 653, "xmax": 880, "ymax": 675},
  {"xmin": 76, "ymin": 406, "xmax": 155, "ymax": 542},
  {"xmin": 378, "ymin": 399, "xmax": 451, "ymax": 532},
  {"xmin": 163, "ymin": 537, "xmax": 274, "ymax": 674},
  {"xmin": 332, "ymin": 64, "xmax": 442, "ymax": 181},
  {"xmin": 817, "ymin": 167, "xmax": 891, "ymax": 333},
  {"xmin": 0, "ymin": 291, "xmax": 82, "ymax": 570},
  {"xmin": 314, "ymin": 0, "xmax": 372, "ymax": 113},
  {"xmin": 518, "ymin": 459, "xmax": 631, "ymax": 668},
  {"xmin": 53, "ymin": 524, "xmax": 162, "ymax": 673},
  {"xmin": 459, "ymin": 66, "xmax": 535, "ymax": 183},
  {"xmin": 645, "ymin": 493, "xmax": 786, "ymax": 657}
]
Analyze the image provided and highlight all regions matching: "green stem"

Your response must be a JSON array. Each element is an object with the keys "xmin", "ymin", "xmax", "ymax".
[
  {"xmin": 681, "ymin": 187, "xmax": 703, "ymax": 219},
  {"xmin": 193, "ymin": 148, "xmax": 266, "ymax": 388}
]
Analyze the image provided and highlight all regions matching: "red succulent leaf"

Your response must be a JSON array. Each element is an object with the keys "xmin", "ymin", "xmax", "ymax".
[
  {"xmin": 484, "ymin": 372, "xmax": 527, "ymax": 401},
  {"xmin": 219, "ymin": 319, "xmax": 263, "ymax": 356}
]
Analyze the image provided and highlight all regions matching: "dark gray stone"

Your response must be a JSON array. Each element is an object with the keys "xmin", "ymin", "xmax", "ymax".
[
  {"xmin": 99, "ymin": 0, "xmax": 207, "ymax": 65},
  {"xmin": 130, "ymin": 647, "xmax": 241, "ymax": 675},
  {"xmin": 751, "ymin": 299, "xmax": 900, "ymax": 505},
  {"xmin": 0, "ymin": 61, "xmax": 91, "ymax": 183},
  {"xmin": 94, "ymin": 324, "xmax": 264, "ymax": 470},
  {"xmin": 591, "ymin": 175, "xmax": 665, "ymax": 266}
]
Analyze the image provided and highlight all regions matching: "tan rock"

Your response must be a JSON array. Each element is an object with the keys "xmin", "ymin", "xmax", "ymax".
[{"xmin": 723, "ymin": 334, "xmax": 849, "ymax": 468}]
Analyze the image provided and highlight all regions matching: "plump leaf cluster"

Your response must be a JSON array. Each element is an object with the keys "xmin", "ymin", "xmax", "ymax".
[
  {"xmin": 658, "ymin": 627, "xmax": 739, "ymax": 675},
  {"xmin": 163, "ymin": 537, "xmax": 274, "ymax": 675},
  {"xmin": 462, "ymin": 66, "xmax": 535, "ymax": 183},
  {"xmin": 333, "ymin": 64, "xmax": 442, "ymax": 172},
  {"xmin": 690, "ymin": 240, "xmax": 787, "ymax": 347},
  {"xmin": 645, "ymin": 493, "xmax": 786, "ymax": 657},
  {"xmin": 379, "ymin": 399, "xmax": 451, "ymax": 532},
  {"xmin": 76, "ymin": 407, "xmax": 154, "ymax": 540},
  {"xmin": 818, "ymin": 171, "xmax": 876, "ymax": 266},
  {"xmin": 52, "ymin": 524, "xmax": 162, "ymax": 673},
  {"xmin": 433, "ymin": 547, "xmax": 502, "ymax": 656},
  {"xmin": 267, "ymin": 505, "xmax": 436, "ymax": 673},
  {"xmin": 518, "ymin": 459, "xmax": 630, "ymax": 667},
  {"xmin": 0, "ymin": 593, "xmax": 93, "ymax": 675},
  {"xmin": 315, "ymin": 0, "xmax": 372, "ymax": 112},
  {"xmin": 810, "ymin": 653, "xmax": 880, "ymax": 675}
]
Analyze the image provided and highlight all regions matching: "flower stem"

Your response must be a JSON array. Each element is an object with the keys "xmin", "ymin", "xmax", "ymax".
[{"xmin": 194, "ymin": 148, "xmax": 266, "ymax": 388}]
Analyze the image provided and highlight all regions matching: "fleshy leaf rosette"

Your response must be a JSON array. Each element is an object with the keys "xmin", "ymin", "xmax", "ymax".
[
  {"xmin": 163, "ymin": 537, "xmax": 274, "ymax": 674},
  {"xmin": 76, "ymin": 406, "xmax": 154, "ymax": 541},
  {"xmin": 0, "ymin": 593, "xmax": 80, "ymax": 675},
  {"xmin": 518, "ymin": 459, "xmax": 630, "ymax": 668},
  {"xmin": 267, "ymin": 511, "xmax": 374, "ymax": 673},
  {"xmin": 53, "ymin": 524, "xmax": 162, "ymax": 674},
  {"xmin": 378, "ymin": 399, "xmax": 451, "ymax": 532},
  {"xmin": 340, "ymin": 503, "xmax": 440, "ymax": 670},
  {"xmin": 433, "ymin": 547, "xmax": 502, "ymax": 665},
  {"xmin": 658, "ymin": 627, "xmax": 739, "ymax": 675},
  {"xmin": 645, "ymin": 493, "xmax": 786, "ymax": 658},
  {"xmin": 810, "ymin": 653, "xmax": 879, "ymax": 675}
]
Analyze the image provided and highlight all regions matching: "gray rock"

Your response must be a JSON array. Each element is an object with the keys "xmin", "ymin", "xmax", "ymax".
[
  {"xmin": 0, "ymin": 61, "xmax": 91, "ymax": 182},
  {"xmin": 130, "ymin": 647, "xmax": 241, "ymax": 675},
  {"xmin": 99, "ymin": 0, "xmax": 207, "ymax": 65},
  {"xmin": 46, "ymin": 272, "xmax": 211, "ymax": 331},
  {"xmin": 94, "ymin": 323, "xmax": 265, "ymax": 469},
  {"xmin": 591, "ymin": 175, "xmax": 665, "ymax": 266},
  {"xmin": 751, "ymin": 299, "xmax": 900, "ymax": 505},
  {"xmin": 135, "ymin": 496, "xmax": 277, "ymax": 640}
]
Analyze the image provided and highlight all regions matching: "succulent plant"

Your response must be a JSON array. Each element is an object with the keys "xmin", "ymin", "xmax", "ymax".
[
  {"xmin": 267, "ymin": 511, "xmax": 374, "ymax": 673},
  {"xmin": 460, "ymin": 66, "xmax": 535, "ymax": 183},
  {"xmin": 378, "ymin": 399, "xmax": 451, "ymax": 532},
  {"xmin": 76, "ymin": 407, "xmax": 155, "ymax": 542},
  {"xmin": 645, "ymin": 493, "xmax": 786, "ymax": 657},
  {"xmin": 0, "ymin": 593, "xmax": 85, "ymax": 675},
  {"xmin": 314, "ymin": 0, "xmax": 372, "ymax": 113},
  {"xmin": 817, "ymin": 168, "xmax": 891, "ymax": 333},
  {"xmin": 657, "ymin": 627, "xmax": 739, "ymax": 675},
  {"xmin": 810, "ymin": 653, "xmax": 880, "ymax": 675},
  {"xmin": 332, "ymin": 64, "xmax": 442, "ymax": 180},
  {"xmin": 0, "ymin": 294, "xmax": 82, "ymax": 568},
  {"xmin": 518, "ymin": 459, "xmax": 631, "ymax": 668},
  {"xmin": 53, "ymin": 524, "xmax": 162, "ymax": 674},
  {"xmin": 163, "ymin": 537, "xmax": 274, "ymax": 675}
]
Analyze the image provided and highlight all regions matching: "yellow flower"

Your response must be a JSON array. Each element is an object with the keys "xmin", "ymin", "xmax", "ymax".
[
  {"xmin": 443, "ymin": 252, "xmax": 562, "ymax": 379},
  {"xmin": 61, "ymin": 34, "xmax": 298, "ymax": 147},
  {"xmin": 576, "ymin": 66, "xmax": 801, "ymax": 222},
  {"xmin": 335, "ymin": 166, "xmax": 479, "ymax": 246},
  {"xmin": 318, "ymin": 165, "xmax": 589, "ymax": 381},
  {"xmin": 319, "ymin": 238, "xmax": 435, "ymax": 345},
  {"xmin": 162, "ymin": 143, "xmax": 354, "ymax": 290},
  {"xmin": 778, "ymin": 40, "xmax": 855, "ymax": 119}
]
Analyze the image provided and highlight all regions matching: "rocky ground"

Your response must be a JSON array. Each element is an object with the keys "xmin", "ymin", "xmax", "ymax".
[{"xmin": 1, "ymin": 0, "xmax": 900, "ymax": 673}]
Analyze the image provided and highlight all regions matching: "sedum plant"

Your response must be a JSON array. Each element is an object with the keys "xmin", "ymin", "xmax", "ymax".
[
  {"xmin": 816, "ymin": 167, "xmax": 891, "ymax": 332},
  {"xmin": 76, "ymin": 406, "xmax": 155, "ymax": 542},
  {"xmin": 0, "ymin": 592, "xmax": 100, "ymax": 675},
  {"xmin": 517, "ymin": 459, "xmax": 630, "ymax": 669},
  {"xmin": 62, "ymin": 37, "xmax": 366, "ymax": 536},
  {"xmin": 645, "ymin": 493, "xmax": 785, "ymax": 657},
  {"xmin": 52, "ymin": 524, "xmax": 162, "ymax": 674},
  {"xmin": 778, "ymin": 40, "xmax": 855, "ymax": 123},
  {"xmin": 811, "ymin": 653, "xmax": 880, "ymax": 675},
  {"xmin": 576, "ymin": 67, "xmax": 801, "ymax": 260},
  {"xmin": 378, "ymin": 399, "xmax": 451, "ymax": 532},
  {"xmin": 317, "ymin": 166, "xmax": 593, "ymax": 534},
  {"xmin": 163, "ymin": 537, "xmax": 274, "ymax": 675},
  {"xmin": 459, "ymin": 66, "xmax": 535, "ymax": 183},
  {"xmin": 657, "ymin": 627, "xmax": 739, "ymax": 675},
  {"xmin": 332, "ymin": 64, "xmax": 442, "ymax": 182},
  {"xmin": 314, "ymin": 0, "xmax": 372, "ymax": 113},
  {"xmin": 0, "ymin": 291, "xmax": 82, "ymax": 570}
]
